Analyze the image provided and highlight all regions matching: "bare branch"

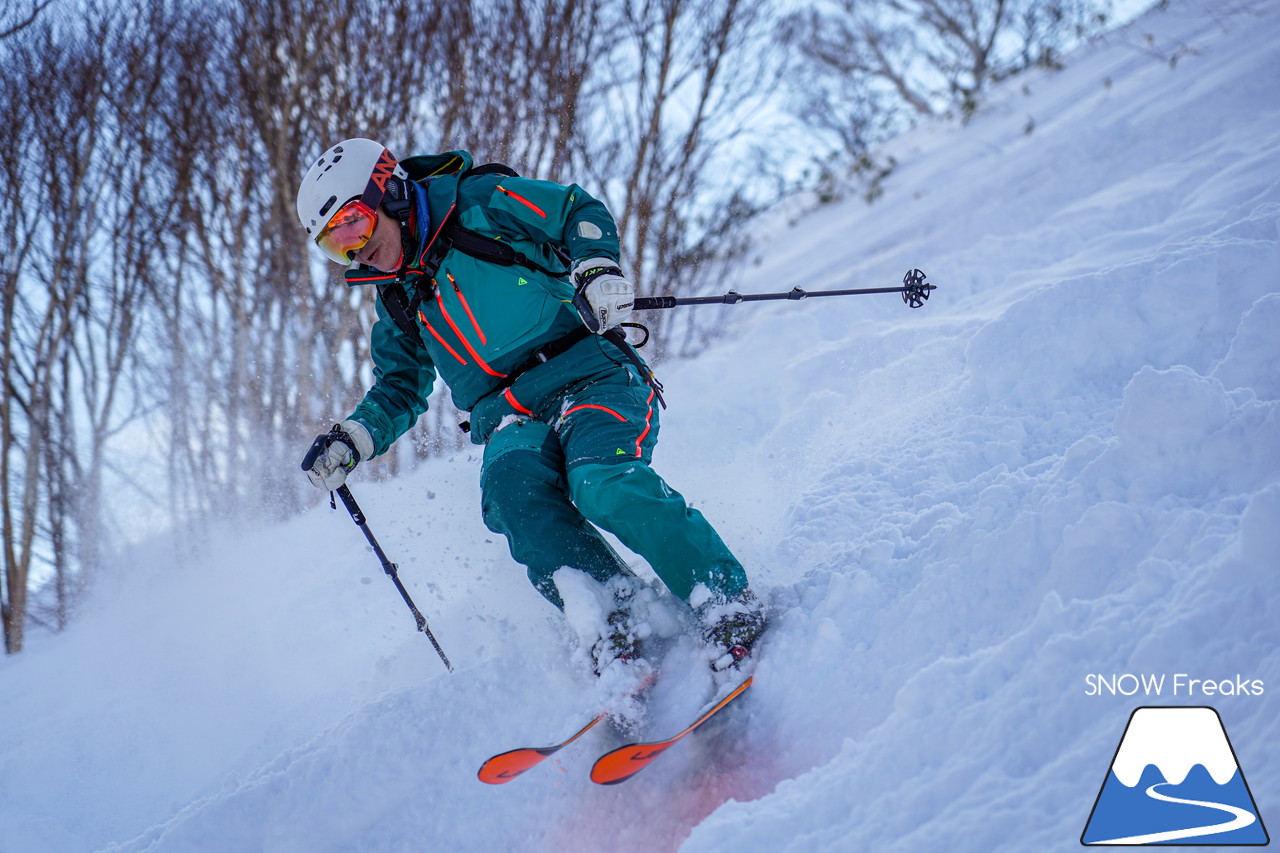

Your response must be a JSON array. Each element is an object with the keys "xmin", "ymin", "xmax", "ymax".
[{"xmin": 0, "ymin": 0, "xmax": 55, "ymax": 41}]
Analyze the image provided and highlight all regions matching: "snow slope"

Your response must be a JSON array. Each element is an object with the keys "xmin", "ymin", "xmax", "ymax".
[{"xmin": 2, "ymin": 0, "xmax": 1278, "ymax": 850}]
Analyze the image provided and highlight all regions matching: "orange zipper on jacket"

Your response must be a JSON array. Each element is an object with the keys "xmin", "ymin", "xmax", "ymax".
[
  {"xmin": 418, "ymin": 309, "xmax": 468, "ymax": 365},
  {"xmin": 497, "ymin": 185, "xmax": 546, "ymax": 218},
  {"xmin": 434, "ymin": 290, "xmax": 506, "ymax": 378},
  {"xmin": 447, "ymin": 273, "xmax": 487, "ymax": 345}
]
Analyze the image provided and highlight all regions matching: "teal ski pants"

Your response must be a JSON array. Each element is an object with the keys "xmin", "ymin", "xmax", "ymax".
[{"xmin": 479, "ymin": 368, "xmax": 747, "ymax": 609}]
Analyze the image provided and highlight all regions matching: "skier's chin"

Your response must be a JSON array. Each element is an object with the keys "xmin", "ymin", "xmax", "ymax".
[{"xmin": 368, "ymin": 245, "xmax": 403, "ymax": 273}]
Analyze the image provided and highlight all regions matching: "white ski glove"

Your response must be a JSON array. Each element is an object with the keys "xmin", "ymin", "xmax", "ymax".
[
  {"xmin": 572, "ymin": 257, "xmax": 634, "ymax": 333},
  {"xmin": 303, "ymin": 420, "xmax": 374, "ymax": 490}
]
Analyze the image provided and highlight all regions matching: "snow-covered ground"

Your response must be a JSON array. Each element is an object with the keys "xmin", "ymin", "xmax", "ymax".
[{"xmin": 2, "ymin": 0, "xmax": 1278, "ymax": 850}]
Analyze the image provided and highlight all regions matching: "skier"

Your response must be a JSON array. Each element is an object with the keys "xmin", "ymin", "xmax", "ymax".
[{"xmin": 297, "ymin": 139, "xmax": 765, "ymax": 674}]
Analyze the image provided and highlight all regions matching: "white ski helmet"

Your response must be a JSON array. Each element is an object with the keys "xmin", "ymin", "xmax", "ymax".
[{"xmin": 295, "ymin": 138, "xmax": 408, "ymax": 239}]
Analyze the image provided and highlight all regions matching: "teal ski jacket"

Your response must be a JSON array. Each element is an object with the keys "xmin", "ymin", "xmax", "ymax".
[{"xmin": 343, "ymin": 151, "xmax": 630, "ymax": 456}]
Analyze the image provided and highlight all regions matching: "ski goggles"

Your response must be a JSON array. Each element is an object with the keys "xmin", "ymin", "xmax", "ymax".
[{"xmin": 314, "ymin": 199, "xmax": 378, "ymax": 264}]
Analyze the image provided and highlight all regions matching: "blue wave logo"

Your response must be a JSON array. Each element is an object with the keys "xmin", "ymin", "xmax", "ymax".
[{"xmin": 1082, "ymin": 707, "xmax": 1269, "ymax": 846}]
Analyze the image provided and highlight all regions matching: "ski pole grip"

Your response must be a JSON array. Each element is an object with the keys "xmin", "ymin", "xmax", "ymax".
[
  {"xmin": 301, "ymin": 433, "xmax": 330, "ymax": 471},
  {"xmin": 634, "ymin": 295, "xmax": 678, "ymax": 310}
]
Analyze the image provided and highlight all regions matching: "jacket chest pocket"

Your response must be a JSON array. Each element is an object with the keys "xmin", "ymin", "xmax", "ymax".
[{"xmin": 419, "ymin": 269, "xmax": 559, "ymax": 371}]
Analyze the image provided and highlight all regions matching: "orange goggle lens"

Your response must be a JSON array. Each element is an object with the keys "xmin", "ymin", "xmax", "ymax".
[{"xmin": 314, "ymin": 200, "xmax": 377, "ymax": 264}]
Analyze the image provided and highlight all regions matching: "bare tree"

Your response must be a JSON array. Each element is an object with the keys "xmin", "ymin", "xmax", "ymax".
[
  {"xmin": 576, "ymin": 0, "xmax": 782, "ymax": 358},
  {"xmin": 427, "ymin": 0, "xmax": 603, "ymax": 179},
  {"xmin": 0, "ymin": 10, "xmax": 101, "ymax": 653},
  {"xmin": 0, "ymin": 2, "xmax": 173, "ymax": 647},
  {"xmin": 783, "ymin": 0, "xmax": 1111, "ymax": 172},
  {"xmin": 0, "ymin": 23, "xmax": 46, "ymax": 651},
  {"xmin": 0, "ymin": 0, "xmax": 55, "ymax": 41},
  {"xmin": 137, "ymin": 0, "xmax": 455, "ymax": 525}
]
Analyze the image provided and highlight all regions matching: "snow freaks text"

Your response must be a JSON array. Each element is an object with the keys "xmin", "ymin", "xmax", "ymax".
[{"xmin": 1084, "ymin": 674, "xmax": 1265, "ymax": 698}]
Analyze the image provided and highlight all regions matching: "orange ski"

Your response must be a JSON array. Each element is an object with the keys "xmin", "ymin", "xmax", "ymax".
[
  {"xmin": 479, "ymin": 670, "xmax": 658, "ymax": 785},
  {"xmin": 590, "ymin": 676, "xmax": 753, "ymax": 785},
  {"xmin": 478, "ymin": 714, "xmax": 606, "ymax": 785}
]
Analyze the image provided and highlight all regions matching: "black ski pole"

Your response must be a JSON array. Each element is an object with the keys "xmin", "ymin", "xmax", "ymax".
[
  {"xmin": 634, "ymin": 268, "xmax": 935, "ymax": 311},
  {"xmin": 302, "ymin": 435, "xmax": 454, "ymax": 672},
  {"xmin": 333, "ymin": 485, "xmax": 453, "ymax": 672}
]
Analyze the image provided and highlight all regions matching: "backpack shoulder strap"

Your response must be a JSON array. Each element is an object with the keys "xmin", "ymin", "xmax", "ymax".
[
  {"xmin": 376, "ymin": 280, "xmax": 426, "ymax": 348},
  {"xmin": 460, "ymin": 162, "xmax": 519, "ymax": 180},
  {"xmin": 443, "ymin": 222, "xmax": 569, "ymax": 277},
  {"xmin": 389, "ymin": 160, "xmax": 566, "ymax": 302},
  {"xmin": 440, "ymin": 163, "xmax": 570, "ymax": 277}
]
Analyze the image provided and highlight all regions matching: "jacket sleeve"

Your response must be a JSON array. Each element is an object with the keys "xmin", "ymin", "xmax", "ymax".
[
  {"xmin": 345, "ymin": 296, "xmax": 437, "ymax": 457},
  {"xmin": 480, "ymin": 175, "xmax": 622, "ymax": 264}
]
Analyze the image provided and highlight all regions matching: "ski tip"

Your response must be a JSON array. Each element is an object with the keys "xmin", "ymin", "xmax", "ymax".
[
  {"xmin": 477, "ymin": 748, "xmax": 551, "ymax": 785},
  {"xmin": 477, "ymin": 713, "xmax": 608, "ymax": 785},
  {"xmin": 590, "ymin": 741, "xmax": 676, "ymax": 785},
  {"xmin": 589, "ymin": 676, "xmax": 755, "ymax": 785}
]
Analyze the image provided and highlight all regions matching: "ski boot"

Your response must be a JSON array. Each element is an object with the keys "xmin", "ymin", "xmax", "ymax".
[
  {"xmin": 698, "ymin": 587, "xmax": 768, "ymax": 672},
  {"xmin": 589, "ymin": 575, "xmax": 649, "ymax": 677},
  {"xmin": 590, "ymin": 608, "xmax": 642, "ymax": 675}
]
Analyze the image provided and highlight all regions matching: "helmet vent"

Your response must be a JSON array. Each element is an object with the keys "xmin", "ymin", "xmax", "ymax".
[{"xmin": 318, "ymin": 195, "xmax": 338, "ymax": 217}]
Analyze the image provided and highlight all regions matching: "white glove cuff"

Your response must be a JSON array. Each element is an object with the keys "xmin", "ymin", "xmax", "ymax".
[
  {"xmin": 572, "ymin": 257, "xmax": 623, "ymax": 281},
  {"xmin": 339, "ymin": 419, "xmax": 375, "ymax": 462}
]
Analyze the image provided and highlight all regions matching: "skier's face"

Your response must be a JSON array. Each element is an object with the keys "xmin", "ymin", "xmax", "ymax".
[{"xmin": 350, "ymin": 208, "xmax": 403, "ymax": 272}]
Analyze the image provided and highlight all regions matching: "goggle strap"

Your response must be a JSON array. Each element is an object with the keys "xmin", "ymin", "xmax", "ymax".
[
  {"xmin": 357, "ymin": 148, "xmax": 401, "ymax": 213},
  {"xmin": 382, "ymin": 179, "xmax": 413, "ymax": 222}
]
